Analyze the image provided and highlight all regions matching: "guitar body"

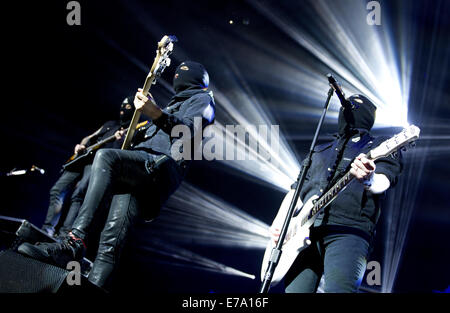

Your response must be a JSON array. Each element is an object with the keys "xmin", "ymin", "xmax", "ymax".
[
  {"xmin": 260, "ymin": 191, "xmax": 318, "ymax": 285},
  {"xmin": 62, "ymin": 149, "xmax": 96, "ymax": 172}
]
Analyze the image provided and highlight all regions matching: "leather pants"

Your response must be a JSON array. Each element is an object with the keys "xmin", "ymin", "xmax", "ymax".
[
  {"xmin": 70, "ymin": 148, "xmax": 184, "ymax": 289},
  {"xmin": 87, "ymin": 193, "xmax": 140, "ymax": 289}
]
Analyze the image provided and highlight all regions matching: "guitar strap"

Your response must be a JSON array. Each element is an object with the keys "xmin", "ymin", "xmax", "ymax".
[{"xmin": 325, "ymin": 135, "xmax": 351, "ymax": 188}]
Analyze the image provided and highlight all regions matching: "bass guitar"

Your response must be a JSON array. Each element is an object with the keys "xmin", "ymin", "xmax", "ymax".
[{"xmin": 121, "ymin": 35, "xmax": 177, "ymax": 150}]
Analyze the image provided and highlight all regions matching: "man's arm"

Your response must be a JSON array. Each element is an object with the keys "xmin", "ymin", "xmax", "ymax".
[
  {"xmin": 133, "ymin": 88, "xmax": 163, "ymax": 120},
  {"xmin": 350, "ymin": 153, "xmax": 403, "ymax": 194},
  {"xmin": 133, "ymin": 88, "xmax": 213, "ymax": 136},
  {"xmin": 362, "ymin": 172, "xmax": 391, "ymax": 194},
  {"xmin": 74, "ymin": 126, "xmax": 104, "ymax": 154}
]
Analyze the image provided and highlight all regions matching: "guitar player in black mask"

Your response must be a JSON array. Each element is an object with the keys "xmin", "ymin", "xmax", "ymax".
[
  {"xmin": 41, "ymin": 97, "xmax": 135, "ymax": 238},
  {"xmin": 19, "ymin": 61, "xmax": 215, "ymax": 291},
  {"xmin": 270, "ymin": 94, "xmax": 403, "ymax": 293}
]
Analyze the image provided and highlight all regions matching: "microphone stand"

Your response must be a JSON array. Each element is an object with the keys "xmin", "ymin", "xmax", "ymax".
[{"xmin": 259, "ymin": 85, "xmax": 335, "ymax": 293}]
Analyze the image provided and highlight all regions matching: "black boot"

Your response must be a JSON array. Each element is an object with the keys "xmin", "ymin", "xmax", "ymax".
[{"xmin": 17, "ymin": 232, "xmax": 86, "ymax": 269}]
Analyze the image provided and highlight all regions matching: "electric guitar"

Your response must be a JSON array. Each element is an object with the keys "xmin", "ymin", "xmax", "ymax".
[
  {"xmin": 121, "ymin": 35, "xmax": 177, "ymax": 150},
  {"xmin": 260, "ymin": 125, "xmax": 421, "ymax": 285},
  {"xmin": 62, "ymin": 121, "xmax": 149, "ymax": 172}
]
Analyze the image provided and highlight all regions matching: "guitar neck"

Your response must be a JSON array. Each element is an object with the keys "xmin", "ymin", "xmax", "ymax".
[
  {"xmin": 142, "ymin": 75, "xmax": 155, "ymax": 95},
  {"xmin": 79, "ymin": 120, "xmax": 148, "ymax": 155},
  {"xmin": 122, "ymin": 71, "xmax": 156, "ymax": 150},
  {"xmin": 308, "ymin": 171, "xmax": 354, "ymax": 219},
  {"xmin": 306, "ymin": 151, "xmax": 374, "ymax": 222},
  {"xmin": 121, "ymin": 110, "xmax": 141, "ymax": 150},
  {"xmin": 88, "ymin": 133, "xmax": 118, "ymax": 151},
  {"xmin": 88, "ymin": 125, "xmax": 134, "ymax": 152},
  {"xmin": 121, "ymin": 35, "xmax": 176, "ymax": 150}
]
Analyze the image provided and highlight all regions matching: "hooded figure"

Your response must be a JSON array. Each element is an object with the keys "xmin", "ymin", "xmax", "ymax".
[
  {"xmin": 120, "ymin": 96, "xmax": 135, "ymax": 128},
  {"xmin": 337, "ymin": 94, "xmax": 377, "ymax": 136},
  {"xmin": 166, "ymin": 60, "xmax": 214, "ymax": 123},
  {"xmin": 172, "ymin": 61, "xmax": 209, "ymax": 94}
]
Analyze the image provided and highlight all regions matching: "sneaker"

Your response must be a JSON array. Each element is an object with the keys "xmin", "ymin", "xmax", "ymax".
[{"xmin": 18, "ymin": 232, "xmax": 86, "ymax": 269}]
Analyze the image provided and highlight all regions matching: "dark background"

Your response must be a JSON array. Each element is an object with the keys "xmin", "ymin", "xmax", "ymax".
[{"xmin": 1, "ymin": 0, "xmax": 449, "ymax": 293}]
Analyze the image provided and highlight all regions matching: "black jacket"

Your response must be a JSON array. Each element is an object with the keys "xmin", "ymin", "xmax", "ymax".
[
  {"xmin": 294, "ymin": 130, "xmax": 403, "ymax": 238},
  {"xmin": 131, "ymin": 89, "xmax": 215, "ymax": 221},
  {"xmin": 133, "ymin": 89, "xmax": 215, "ymax": 161}
]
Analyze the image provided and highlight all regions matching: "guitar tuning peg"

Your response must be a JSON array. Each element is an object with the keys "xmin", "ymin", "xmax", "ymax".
[
  {"xmin": 165, "ymin": 58, "xmax": 171, "ymax": 67},
  {"xmin": 409, "ymin": 141, "xmax": 416, "ymax": 148},
  {"xmin": 401, "ymin": 147, "xmax": 407, "ymax": 152},
  {"xmin": 167, "ymin": 42, "xmax": 174, "ymax": 52}
]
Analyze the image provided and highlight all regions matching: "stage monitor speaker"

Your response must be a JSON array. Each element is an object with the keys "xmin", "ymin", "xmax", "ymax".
[
  {"xmin": 0, "ymin": 250, "xmax": 104, "ymax": 293},
  {"xmin": 0, "ymin": 215, "xmax": 56, "ymax": 250},
  {"xmin": 0, "ymin": 215, "xmax": 93, "ymax": 277}
]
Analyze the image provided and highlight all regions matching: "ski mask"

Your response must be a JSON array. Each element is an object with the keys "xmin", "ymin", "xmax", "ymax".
[
  {"xmin": 337, "ymin": 94, "xmax": 377, "ymax": 136},
  {"xmin": 120, "ymin": 96, "xmax": 135, "ymax": 128},
  {"xmin": 172, "ymin": 61, "xmax": 209, "ymax": 93}
]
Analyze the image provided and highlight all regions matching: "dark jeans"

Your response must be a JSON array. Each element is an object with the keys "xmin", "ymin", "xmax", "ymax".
[
  {"xmin": 71, "ymin": 148, "xmax": 184, "ymax": 288},
  {"xmin": 42, "ymin": 169, "xmax": 81, "ymax": 236},
  {"xmin": 42, "ymin": 166, "xmax": 92, "ymax": 237},
  {"xmin": 59, "ymin": 165, "xmax": 92, "ymax": 236},
  {"xmin": 284, "ymin": 229, "xmax": 369, "ymax": 293}
]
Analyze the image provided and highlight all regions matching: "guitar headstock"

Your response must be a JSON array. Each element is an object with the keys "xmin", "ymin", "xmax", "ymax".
[
  {"xmin": 369, "ymin": 125, "xmax": 421, "ymax": 160},
  {"xmin": 151, "ymin": 35, "xmax": 178, "ymax": 81}
]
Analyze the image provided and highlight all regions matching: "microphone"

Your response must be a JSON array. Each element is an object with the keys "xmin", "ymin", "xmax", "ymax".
[
  {"xmin": 31, "ymin": 165, "xmax": 45, "ymax": 175},
  {"xmin": 327, "ymin": 74, "xmax": 352, "ymax": 109}
]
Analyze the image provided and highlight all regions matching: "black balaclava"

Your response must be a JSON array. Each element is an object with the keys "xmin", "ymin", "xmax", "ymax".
[
  {"xmin": 337, "ymin": 94, "xmax": 377, "ymax": 136},
  {"xmin": 120, "ymin": 96, "xmax": 135, "ymax": 128},
  {"xmin": 173, "ymin": 61, "xmax": 209, "ymax": 93}
]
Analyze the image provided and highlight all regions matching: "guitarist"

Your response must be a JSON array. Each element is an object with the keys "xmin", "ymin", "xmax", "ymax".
[
  {"xmin": 19, "ymin": 61, "xmax": 215, "ymax": 290},
  {"xmin": 41, "ymin": 96, "xmax": 136, "ymax": 238},
  {"xmin": 272, "ymin": 94, "xmax": 403, "ymax": 293}
]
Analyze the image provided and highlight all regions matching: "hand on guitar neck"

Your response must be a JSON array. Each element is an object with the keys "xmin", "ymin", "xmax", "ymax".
[
  {"xmin": 134, "ymin": 88, "xmax": 163, "ymax": 120},
  {"xmin": 74, "ymin": 128, "xmax": 126, "ymax": 155},
  {"xmin": 350, "ymin": 153, "xmax": 390, "ymax": 194},
  {"xmin": 74, "ymin": 144, "xmax": 86, "ymax": 155},
  {"xmin": 114, "ymin": 129, "xmax": 126, "ymax": 141},
  {"xmin": 350, "ymin": 153, "xmax": 375, "ymax": 181}
]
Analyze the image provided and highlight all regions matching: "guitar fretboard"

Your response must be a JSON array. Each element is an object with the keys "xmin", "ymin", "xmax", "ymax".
[
  {"xmin": 90, "ymin": 133, "xmax": 118, "ymax": 150},
  {"xmin": 300, "ymin": 151, "xmax": 377, "ymax": 227}
]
